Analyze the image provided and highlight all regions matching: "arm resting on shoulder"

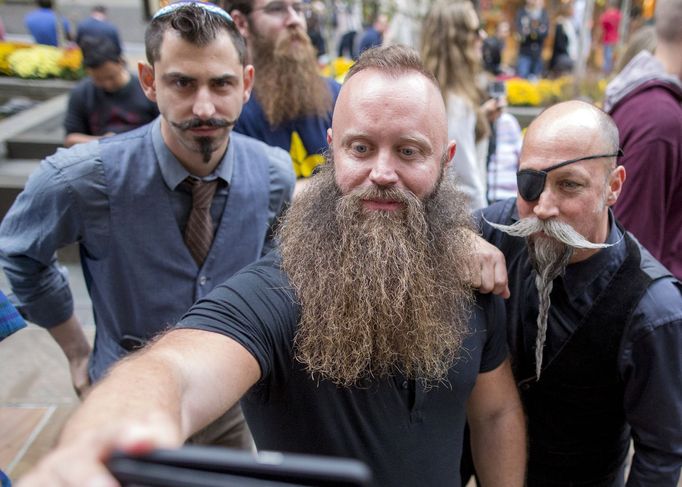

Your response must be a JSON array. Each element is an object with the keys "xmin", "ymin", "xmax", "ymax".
[
  {"xmin": 18, "ymin": 328, "xmax": 261, "ymax": 487},
  {"xmin": 467, "ymin": 357, "xmax": 526, "ymax": 486},
  {"xmin": 464, "ymin": 230, "xmax": 510, "ymax": 298}
]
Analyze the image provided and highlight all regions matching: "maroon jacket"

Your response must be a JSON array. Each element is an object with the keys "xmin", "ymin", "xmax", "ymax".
[{"xmin": 605, "ymin": 53, "xmax": 682, "ymax": 279}]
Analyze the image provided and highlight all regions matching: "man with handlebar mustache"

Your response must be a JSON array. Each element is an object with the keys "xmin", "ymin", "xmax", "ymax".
[{"xmin": 471, "ymin": 100, "xmax": 682, "ymax": 486}]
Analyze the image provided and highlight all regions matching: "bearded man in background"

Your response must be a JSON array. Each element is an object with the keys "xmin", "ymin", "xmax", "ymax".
[
  {"xmin": 475, "ymin": 100, "xmax": 682, "ymax": 486},
  {"xmin": 223, "ymin": 0, "xmax": 340, "ymax": 191}
]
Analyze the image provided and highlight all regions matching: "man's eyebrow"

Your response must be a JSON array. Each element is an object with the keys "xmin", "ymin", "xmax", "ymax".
[
  {"xmin": 210, "ymin": 74, "xmax": 240, "ymax": 83},
  {"xmin": 339, "ymin": 131, "xmax": 368, "ymax": 146},
  {"xmin": 161, "ymin": 73, "xmax": 239, "ymax": 83},
  {"xmin": 162, "ymin": 72, "xmax": 195, "ymax": 82},
  {"xmin": 339, "ymin": 132, "xmax": 433, "ymax": 151},
  {"xmin": 398, "ymin": 135, "xmax": 433, "ymax": 151}
]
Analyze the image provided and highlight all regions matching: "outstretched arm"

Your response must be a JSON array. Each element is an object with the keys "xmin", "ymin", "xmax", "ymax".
[
  {"xmin": 467, "ymin": 357, "xmax": 526, "ymax": 486},
  {"xmin": 18, "ymin": 328, "xmax": 260, "ymax": 487}
]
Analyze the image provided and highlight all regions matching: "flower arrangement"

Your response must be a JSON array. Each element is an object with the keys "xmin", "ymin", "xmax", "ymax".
[
  {"xmin": 0, "ymin": 42, "xmax": 83, "ymax": 80},
  {"xmin": 58, "ymin": 46, "xmax": 84, "ymax": 79},
  {"xmin": 505, "ymin": 76, "xmax": 605, "ymax": 107},
  {"xmin": 0, "ymin": 41, "xmax": 33, "ymax": 75},
  {"xmin": 506, "ymin": 77, "xmax": 572, "ymax": 107}
]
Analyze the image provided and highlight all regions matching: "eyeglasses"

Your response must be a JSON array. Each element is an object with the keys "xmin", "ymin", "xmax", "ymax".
[
  {"xmin": 152, "ymin": 1, "xmax": 234, "ymax": 24},
  {"xmin": 516, "ymin": 149, "xmax": 624, "ymax": 202},
  {"xmin": 251, "ymin": 1, "xmax": 312, "ymax": 19}
]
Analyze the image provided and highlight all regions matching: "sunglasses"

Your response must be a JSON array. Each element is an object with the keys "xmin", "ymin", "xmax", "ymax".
[
  {"xmin": 153, "ymin": 1, "xmax": 234, "ymax": 23},
  {"xmin": 516, "ymin": 149, "xmax": 624, "ymax": 202}
]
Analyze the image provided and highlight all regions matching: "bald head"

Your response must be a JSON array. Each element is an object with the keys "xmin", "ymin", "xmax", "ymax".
[
  {"xmin": 523, "ymin": 100, "xmax": 620, "ymax": 169},
  {"xmin": 333, "ymin": 44, "xmax": 450, "ymax": 157},
  {"xmin": 345, "ymin": 45, "xmax": 441, "ymax": 93},
  {"xmin": 334, "ymin": 67, "xmax": 449, "ymax": 147}
]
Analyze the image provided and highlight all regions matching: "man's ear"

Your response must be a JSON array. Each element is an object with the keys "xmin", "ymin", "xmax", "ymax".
[
  {"xmin": 326, "ymin": 127, "xmax": 333, "ymax": 145},
  {"xmin": 138, "ymin": 62, "xmax": 157, "ymax": 102},
  {"xmin": 606, "ymin": 165, "xmax": 626, "ymax": 206},
  {"xmin": 243, "ymin": 64, "xmax": 255, "ymax": 103},
  {"xmin": 443, "ymin": 140, "xmax": 457, "ymax": 171},
  {"xmin": 230, "ymin": 10, "xmax": 250, "ymax": 38}
]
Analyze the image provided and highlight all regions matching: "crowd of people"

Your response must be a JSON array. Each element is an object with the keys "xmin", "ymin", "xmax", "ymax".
[{"xmin": 0, "ymin": 0, "xmax": 680, "ymax": 486}]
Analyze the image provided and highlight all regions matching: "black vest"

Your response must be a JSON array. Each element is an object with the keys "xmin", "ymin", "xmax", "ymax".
[{"xmin": 519, "ymin": 234, "xmax": 651, "ymax": 486}]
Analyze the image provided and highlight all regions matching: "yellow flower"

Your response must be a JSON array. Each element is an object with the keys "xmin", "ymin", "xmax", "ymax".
[
  {"xmin": 8, "ymin": 45, "xmax": 63, "ymax": 78},
  {"xmin": 507, "ymin": 77, "xmax": 576, "ymax": 107},
  {"xmin": 58, "ymin": 46, "xmax": 83, "ymax": 72},
  {"xmin": 320, "ymin": 56, "xmax": 354, "ymax": 83},
  {"xmin": 0, "ymin": 41, "xmax": 32, "ymax": 75},
  {"xmin": 6, "ymin": 45, "xmax": 83, "ymax": 79},
  {"xmin": 506, "ymin": 78, "xmax": 542, "ymax": 107}
]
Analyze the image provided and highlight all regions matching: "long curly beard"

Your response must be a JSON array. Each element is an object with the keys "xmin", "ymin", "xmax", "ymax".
[
  {"xmin": 250, "ymin": 25, "xmax": 332, "ymax": 127},
  {"xmin": 278, "ymin": 163, "xmax": 475, "ymax": 387}
]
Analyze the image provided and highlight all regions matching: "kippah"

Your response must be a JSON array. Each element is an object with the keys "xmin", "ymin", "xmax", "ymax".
[{"xmin": 152, "ymin": 1, "xmax": 234, "ymax": 23}]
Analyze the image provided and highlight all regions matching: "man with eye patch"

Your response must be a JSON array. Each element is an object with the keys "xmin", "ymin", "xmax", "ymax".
[
  {"xmin": 220, "ymin": 0, "xmax": 341, "ymax": 194},
  {"xmin": 0, "ymin": 1, "xmax": 294, "ymax": 451},
  {"xmin": 471, "ymin": 100, "xmax": 682, "ymax": 486}
]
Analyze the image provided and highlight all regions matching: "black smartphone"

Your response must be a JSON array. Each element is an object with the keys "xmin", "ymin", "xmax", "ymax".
[
  {"xmin": 487, "ymin": 80, "xmax": 506, "ymax": 99},
  {"xmin": 106, "ymin": 446, "xmax": 372, "ymax": 487}
]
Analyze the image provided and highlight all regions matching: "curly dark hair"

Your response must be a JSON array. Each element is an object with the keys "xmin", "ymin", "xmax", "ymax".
[{"xmin": 145, "ymin": 3, "xmax": 246, "ymax": 65}]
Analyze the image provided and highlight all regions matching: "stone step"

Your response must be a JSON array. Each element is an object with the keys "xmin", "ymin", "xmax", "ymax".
[
  {"xmin": 0, "ymin": 159, "xmax": 40, "ymax": 189},
  {"xmin": 0, "ymin": 160, "xmax": 80, "ymax": 262},
  {"xmin": 0, "ymin": 159, "xmax": 39, "ymax": 226},
  {"xmin": 0, "ymin": 94, "xmax": 67, "ymax": 160},
  {"xmin": 5, "ymin": 134, "xmax": 63, "ymax": 160},
  {"xmin": 0, "ymin": 77, "xmax": 75, "ymax": 102}
]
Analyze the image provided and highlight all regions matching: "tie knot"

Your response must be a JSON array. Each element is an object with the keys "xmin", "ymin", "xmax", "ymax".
[{"xmin": 186, "ymin": 177, "xmax": 219, "ymax": 209}]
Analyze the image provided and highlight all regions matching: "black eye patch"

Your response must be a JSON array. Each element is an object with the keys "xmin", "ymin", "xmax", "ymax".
[{"xmin": 516, "ymin": 149, "xmax": 623, "ymax": 202}]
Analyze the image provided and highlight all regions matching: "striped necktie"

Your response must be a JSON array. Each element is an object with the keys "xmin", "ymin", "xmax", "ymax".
[{"xmin": 184, "ymin": 177, "xmax": 219, "ymax": 266}]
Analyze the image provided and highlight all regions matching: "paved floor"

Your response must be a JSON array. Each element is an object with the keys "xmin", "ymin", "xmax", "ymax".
[{"xmin": 0, "ymin": 261, "xmax": 93, "ymax": 482}]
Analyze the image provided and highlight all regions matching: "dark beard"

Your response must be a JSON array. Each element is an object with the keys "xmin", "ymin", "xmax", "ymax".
[
  {"xmin": 170, "ymin": 117, "xmax": 232, "ymax": 164},
  {"xmin": 250, "ymin": 25, "xmax": 332, "ymax": 127},
  {"xmin": 278, "ymin": 163, "xmax": 475, "ymax": 387}
]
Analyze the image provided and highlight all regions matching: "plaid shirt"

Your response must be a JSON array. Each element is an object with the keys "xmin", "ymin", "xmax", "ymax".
[{"xmin": 0, "ymin": 290, "xmax": 25, "ymax": 340}]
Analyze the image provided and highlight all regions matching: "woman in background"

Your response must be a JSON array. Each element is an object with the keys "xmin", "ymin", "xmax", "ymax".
[{"xmin": 421, "ymin": 0, "xmax": 500, "ymax": 210}]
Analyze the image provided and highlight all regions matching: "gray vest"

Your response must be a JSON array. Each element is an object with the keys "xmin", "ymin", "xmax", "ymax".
[{"xmin": 86, "ymin": 125, "xmax": 270, "ymax": 379}]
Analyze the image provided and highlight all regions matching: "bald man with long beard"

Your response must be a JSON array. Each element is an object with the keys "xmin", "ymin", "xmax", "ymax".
[
  {"xmin": 474, "ymin": 100, "xmax": 682, "ymax": 486},
  {"xmin": 18, "ymin": 46, "xmax": 526, "ymax": 487}
]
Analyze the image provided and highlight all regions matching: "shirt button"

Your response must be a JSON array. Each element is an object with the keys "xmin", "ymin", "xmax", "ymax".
[
  {"xmin": 401, "ymin": 381, "xmax": 409, "ymax": 390},
  {"xmin": 199, "ymin": 276, "xmax": 207, "ymax": 286}
]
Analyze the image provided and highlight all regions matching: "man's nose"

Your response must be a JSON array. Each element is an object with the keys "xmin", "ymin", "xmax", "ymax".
[
  {"xmin": 192, "ymin": 86, "xmax": 216, "ymax": 119},
  {"xmin": 284, "ymin": 5, "xmax": 306, "ymax": 27},
  {"xmin": 368, "ymin": 152, "xmax": 400, "ymax": 187},
  {"xmin": 532, "ymin": 187, "xmax": 560, "ymax": 220}
]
